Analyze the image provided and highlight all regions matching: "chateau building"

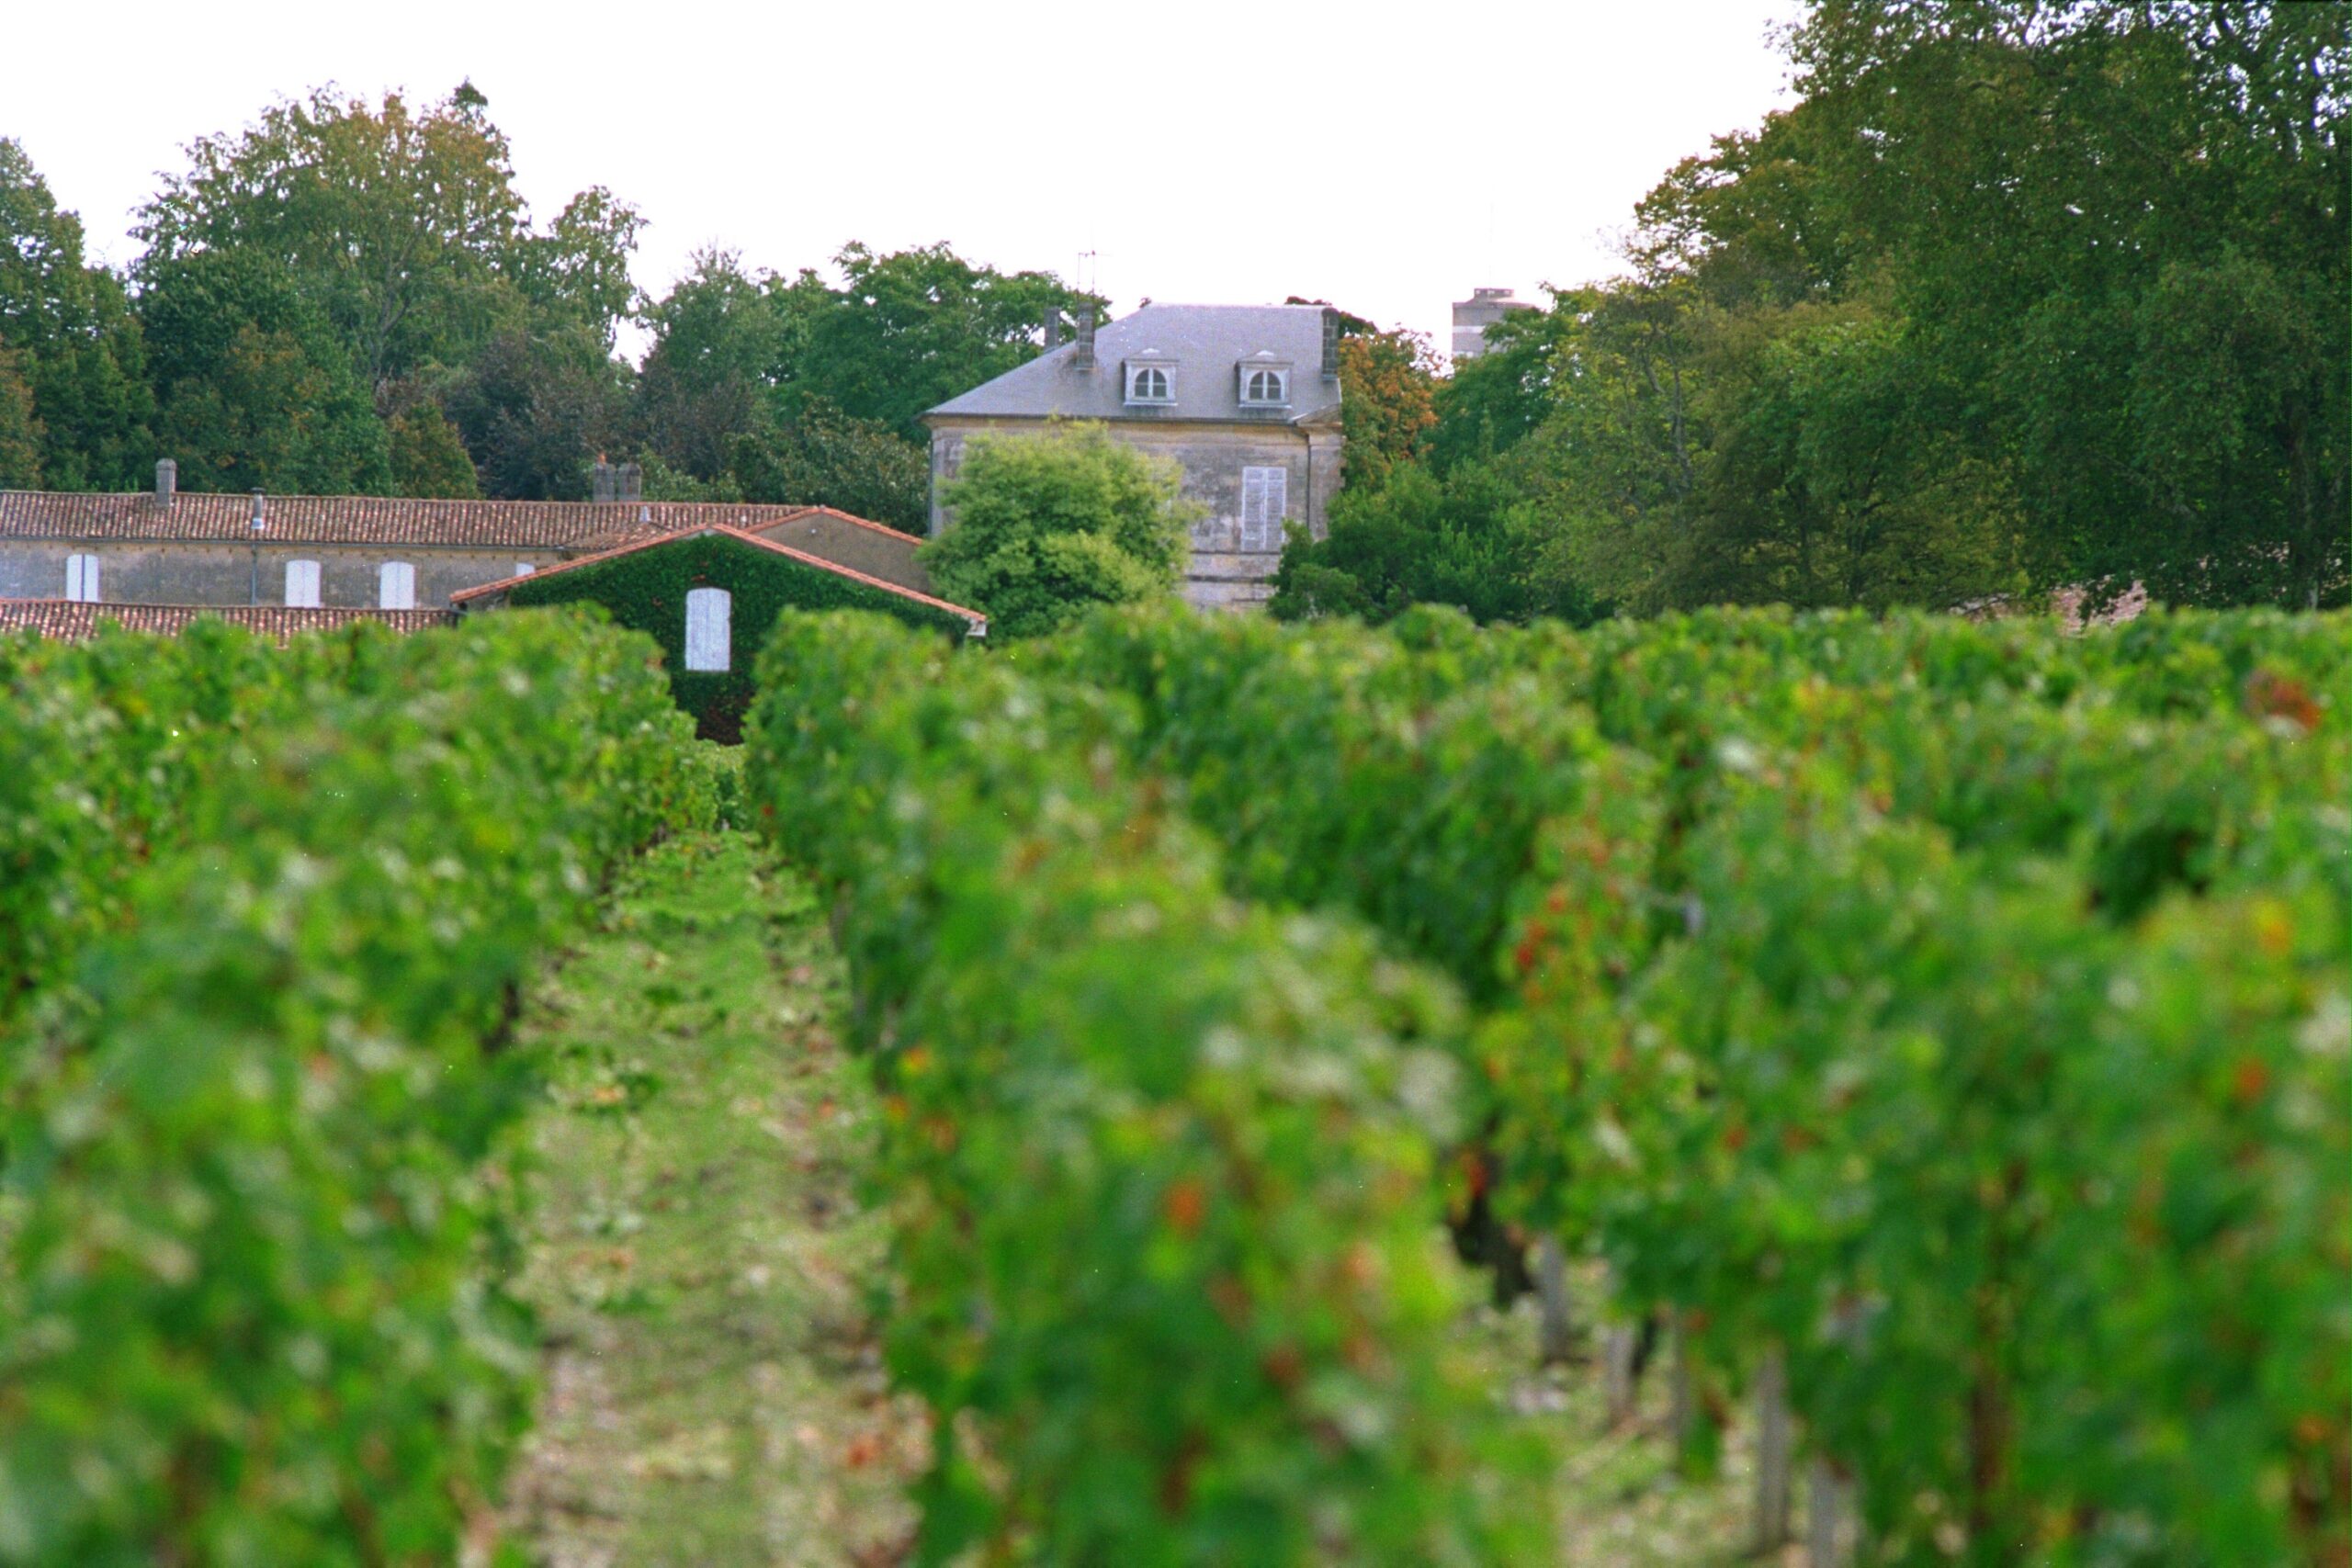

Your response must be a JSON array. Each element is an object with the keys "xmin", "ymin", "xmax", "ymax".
[{"xmin": 923, "ymin": 303, "xmax": 1346, "ymax": 613}]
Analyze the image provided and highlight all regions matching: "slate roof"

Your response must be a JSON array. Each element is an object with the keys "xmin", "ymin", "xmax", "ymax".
[
  {"xmin": 0, "ymin": 490, "xmax": 922, "ymax": 551},
  {"xmin": 926, "ymin": 303, "xmax": 1342, "ymax": 425},
  {"xmin": 450, "ymin": 523, "xmax": 989, "ymax": 632},
  {"xmin": 0, "ymin": 600, "xmax": 457, "ymax": 643}
]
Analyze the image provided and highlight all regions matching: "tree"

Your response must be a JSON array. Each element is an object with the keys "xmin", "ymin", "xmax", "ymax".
[
  {"xmin": 1684, "ymin": 303, "xmax": 2024, "ymax": 610},
  {"xmin": 1785, "ymin": 0, "xmax": 2348, "ymax": 606},
  {"xmin": 439, "ymin": 329, "xmax": 626, "ymax": 500},
  {"xmin": 1425, "ymin": 300, "xmax": 1573, "ymax": 475},
  {"xmin": 634, "ymin": 243, "xmax": 1055, "ymax": 529},
  {"xmin": 726, "ymin": 400, "xmax": 930, "ymax": 532},
  {"xmin": 1317, "ymin": 6, "xmax": 2344, "ymax": 618},
  {"xmin": 1270, "ymin": 457, "xmax": 1602, "ymax": 626},
  {"xmin": 0, "ymin": 346, "xmax": 42, "ymax": 488},
  {"xmin": 766, "ymin": 243, "xmax": 1101, "ymax": 443},
  {"xmin": 0, "ymin": 139, "xmax": 152, "ymax": 490},
  {"xmin": 919, "ymin": 423, "xmax": 1195, "ymax": 636},
  {"xmin": 634, "ymin": 249, "xmax": 780, "ymax": 482},
  {"xmin": 387, "ymin": 402, "xmax": 481, "ymax": 498},
  {"xmin": 134, "ymin": 84, "xmax": 641, "ymax": 391},
  {"xmin": 140, "ymin": 247, "xmax": 391, "ymax": 494},
  {"xmin": 1336, "ymin": 326, "xmax": 1440, "ymax": 489}
]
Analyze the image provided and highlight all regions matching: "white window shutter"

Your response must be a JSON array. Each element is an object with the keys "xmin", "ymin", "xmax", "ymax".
[
  {"xmin": 514, "ymin": 562, "xmax": 536, "ymax": 578},
  {"xmin": 65, "ymin": 554, "xmax": 85, "ymax": 602},
  {"xmin": 286, "ymin": 560, "xmax": 321, "ymax": 607},
  {"xmin": 1240, "ymin": 467, "xmax": 1287, "ymax": 550},
  {"xmin": 684, "ymin": 587, "xmax": 731, "ymax": 671},
  {"xmin": 379, "ymin": 561, "xmax": 415, "ymax": 609}
]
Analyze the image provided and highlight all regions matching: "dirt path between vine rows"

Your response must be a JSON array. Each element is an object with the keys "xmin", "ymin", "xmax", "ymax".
[{"xmin": 495, "ymin": 830, "xmax": 926, "ymax": 1566}]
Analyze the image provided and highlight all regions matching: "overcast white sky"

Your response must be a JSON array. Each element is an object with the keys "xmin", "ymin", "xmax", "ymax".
[{"xmin": 9, "ymin": 0, "xmax": 1799, "ymax": 361}]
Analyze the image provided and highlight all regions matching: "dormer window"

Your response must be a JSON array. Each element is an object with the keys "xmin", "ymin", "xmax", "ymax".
[
  {"xmin": 1237, "ymin": 355, "xmax": 1294, "ymax": 409},
  {"xmin": 1124, "ymin": 356, "xmax": 1177, "ymax": 406}
]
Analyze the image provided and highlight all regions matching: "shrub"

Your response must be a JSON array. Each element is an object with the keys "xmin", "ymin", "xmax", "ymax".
[{"xmin": 920, "ymin": 421, "xmax": 1195, "ymax": 637}]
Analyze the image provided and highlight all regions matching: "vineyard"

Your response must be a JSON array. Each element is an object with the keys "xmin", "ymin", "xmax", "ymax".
[{"xmin": 0, "ymin": 603, "xmax": 2344, "ymax": 1563}]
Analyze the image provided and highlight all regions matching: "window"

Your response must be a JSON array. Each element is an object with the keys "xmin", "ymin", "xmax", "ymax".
[
  {"xmin": 1240, "ymin": 467, "xmax": 1288, "ymax": 550},
  {"xmin": 1125, "ymin": 364, "xmax": 1173, "ymax": 404},
  {"xmin": 1241, "ymin": 367, "xmax": 1288, "ymax": 406},
  {"xmin": 285, "ymin": 559, "xmax": 322, "ymax": 607},
  {"xmin": 514, "ymin": 562, "xmax": 536, "ymax": 578},
  {"xmin": 379, "ymin": 561, "xmax": 416, "ymax": 610},
  {"xmin": 64, "ymin": 553, "xmax": 99, "ymax": 603},
  {"xmin": 684, "ymin": 587, "xmax": 731, "ymax": 671}
]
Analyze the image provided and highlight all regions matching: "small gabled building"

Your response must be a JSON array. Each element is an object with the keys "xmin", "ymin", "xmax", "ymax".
[
  {"xmin": 454, "ymin": 522, "xmax": 986, "ymax": 740},
  {"xmin": 923, "ymin": 303, "xmax": 1346, "ymax": 613}
]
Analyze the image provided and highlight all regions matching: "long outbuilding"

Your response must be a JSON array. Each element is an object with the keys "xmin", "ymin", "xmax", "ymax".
[{"xmin": 0, "ymin": 459, "xmax": 937, "ymax": 615}]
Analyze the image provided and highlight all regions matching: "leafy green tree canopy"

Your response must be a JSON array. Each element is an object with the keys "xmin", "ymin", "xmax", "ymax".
[
  {"xmin": 633, "ymin": 243, "xmax": 1088, "ymax": 528},
  {"xmin": 767, "ymin": 243, "xmax": 1102, "ymax": 443},
  {"xmin": 438, "ymin": 328, "xmax": 627, "ymax": 501},
  {"xmin": 0, "ymin": 138, "xmax": 153, "ymax": 489},
  {"xmin": 134, "ymin": 84, "xmax": 642, "ymax": 390},
  {"xmin": 919, "ymin": 422, "xmax": 1196, "ymax": 637},
  {"xmin": 1270, "ymin": 457, "xmax": 1602, "ymax": 626},
  {"xmin": 1785, "ymin": 0, "xmax": 2348, "ymax": 607},
  {"xmin": 0, "ymin": 346, "xmax": 42, "ymax": 488},
  {"xmin": 139, "ymin": 246, "xmax": 391, "ymax": 494},
  {"xmin": 387, "ymin": 401, "xmax": 481, "ymax": 498},
  {"xmin": 725, "ymin": 399, "xmax": 930, "ymax": 533}
]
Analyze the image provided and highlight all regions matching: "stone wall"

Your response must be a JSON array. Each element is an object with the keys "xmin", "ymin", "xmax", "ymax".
[
  {"xmin": 924, "ymin": 416, "xmax": 1342, "ymax": 613},
  {"xmin": 0, "ymin": 540, "xmax": 564, "ymax": 609}
]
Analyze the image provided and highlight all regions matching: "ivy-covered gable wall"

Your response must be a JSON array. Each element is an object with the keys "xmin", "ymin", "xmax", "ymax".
[{"xmin": 503, "ymin": 531, "xmax": 975, "ymax": 740}]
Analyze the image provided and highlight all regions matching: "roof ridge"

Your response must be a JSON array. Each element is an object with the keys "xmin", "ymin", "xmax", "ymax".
[{"xmin": 450, "ymin": 522, "xmax": 986, "ymax": 626}]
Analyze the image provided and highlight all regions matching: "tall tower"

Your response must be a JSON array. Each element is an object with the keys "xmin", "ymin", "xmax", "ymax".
[{"xmin": 1452, "ymin": 287, "xmax": 1538, "ymax": 361}]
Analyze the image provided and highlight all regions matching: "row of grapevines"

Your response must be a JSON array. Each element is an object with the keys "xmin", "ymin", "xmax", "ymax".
[
  {"xmin": 1544, "ymin": 754, "xmax": 2346, "ymax": 1562},
  {"xmin": 741, "ymin": 612, "xmax": 1541, "ymax": 1566},
  {"xmin": 0, "ymin": 611, "xmax": 717, "ymax": 1563},
  {"xmin": 1025, "ymin": 603, "xmax": 2347, "ymax": 1562},
  {"xmin": 0, "ymin": 623, "xmax": 341, "ymax": 1020}
]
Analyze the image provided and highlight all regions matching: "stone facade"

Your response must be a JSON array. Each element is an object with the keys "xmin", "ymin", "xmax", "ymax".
[
  {"xmin": 0, "ymin": 539, "xmax": 566, "ymax": 609},
  {"xmin": 923, "ymin": 415, "xmax": 1341, "ymax": 612}
]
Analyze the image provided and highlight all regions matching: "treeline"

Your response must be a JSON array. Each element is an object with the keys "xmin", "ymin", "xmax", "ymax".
[
  {"xmin": 0, "ymin": 84, "xmax": 1096, "ymax": 533},
  {"xmin": 1276, "ymin": 1, "xmax": 2349, "ymax": 615}
]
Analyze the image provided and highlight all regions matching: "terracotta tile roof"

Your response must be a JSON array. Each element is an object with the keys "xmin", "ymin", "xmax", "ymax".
[
  {"xmin": 0, "ymin": 600, "xmax": 456, "ymax": 644},
  {"xmin": 0, "ymin": 489, "xmax": 830, "ymax": 550},
  {"xmin": 451, "ymin": 523, "xmax": 988, "ymax": 631},
  {"xmin": 741, "ymin": 504, "xmax": 926, "ymax": 547}
]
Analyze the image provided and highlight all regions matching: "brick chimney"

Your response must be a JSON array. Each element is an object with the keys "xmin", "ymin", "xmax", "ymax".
[
  {"xmin": 1074, "ymin": 307, "xmax": 1097, "ymax": 369},
  {"xmin": 155, "ymin": 457, "xmax": 176, "ymax": 507},
  {"xmin": 592, "ymin": 457, "xmax": 617, "ymax": 503},
  {"xmin": 1041, "ymin": 306, "xmax": 1061, "ymax": 352},
  {"xmin": 1320, "ymin": 308, "xmax": 1340, "ymax": 381},
  {"xmin": 618, "ymin": 462, "xmax": 643, "ymax": 503}
]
